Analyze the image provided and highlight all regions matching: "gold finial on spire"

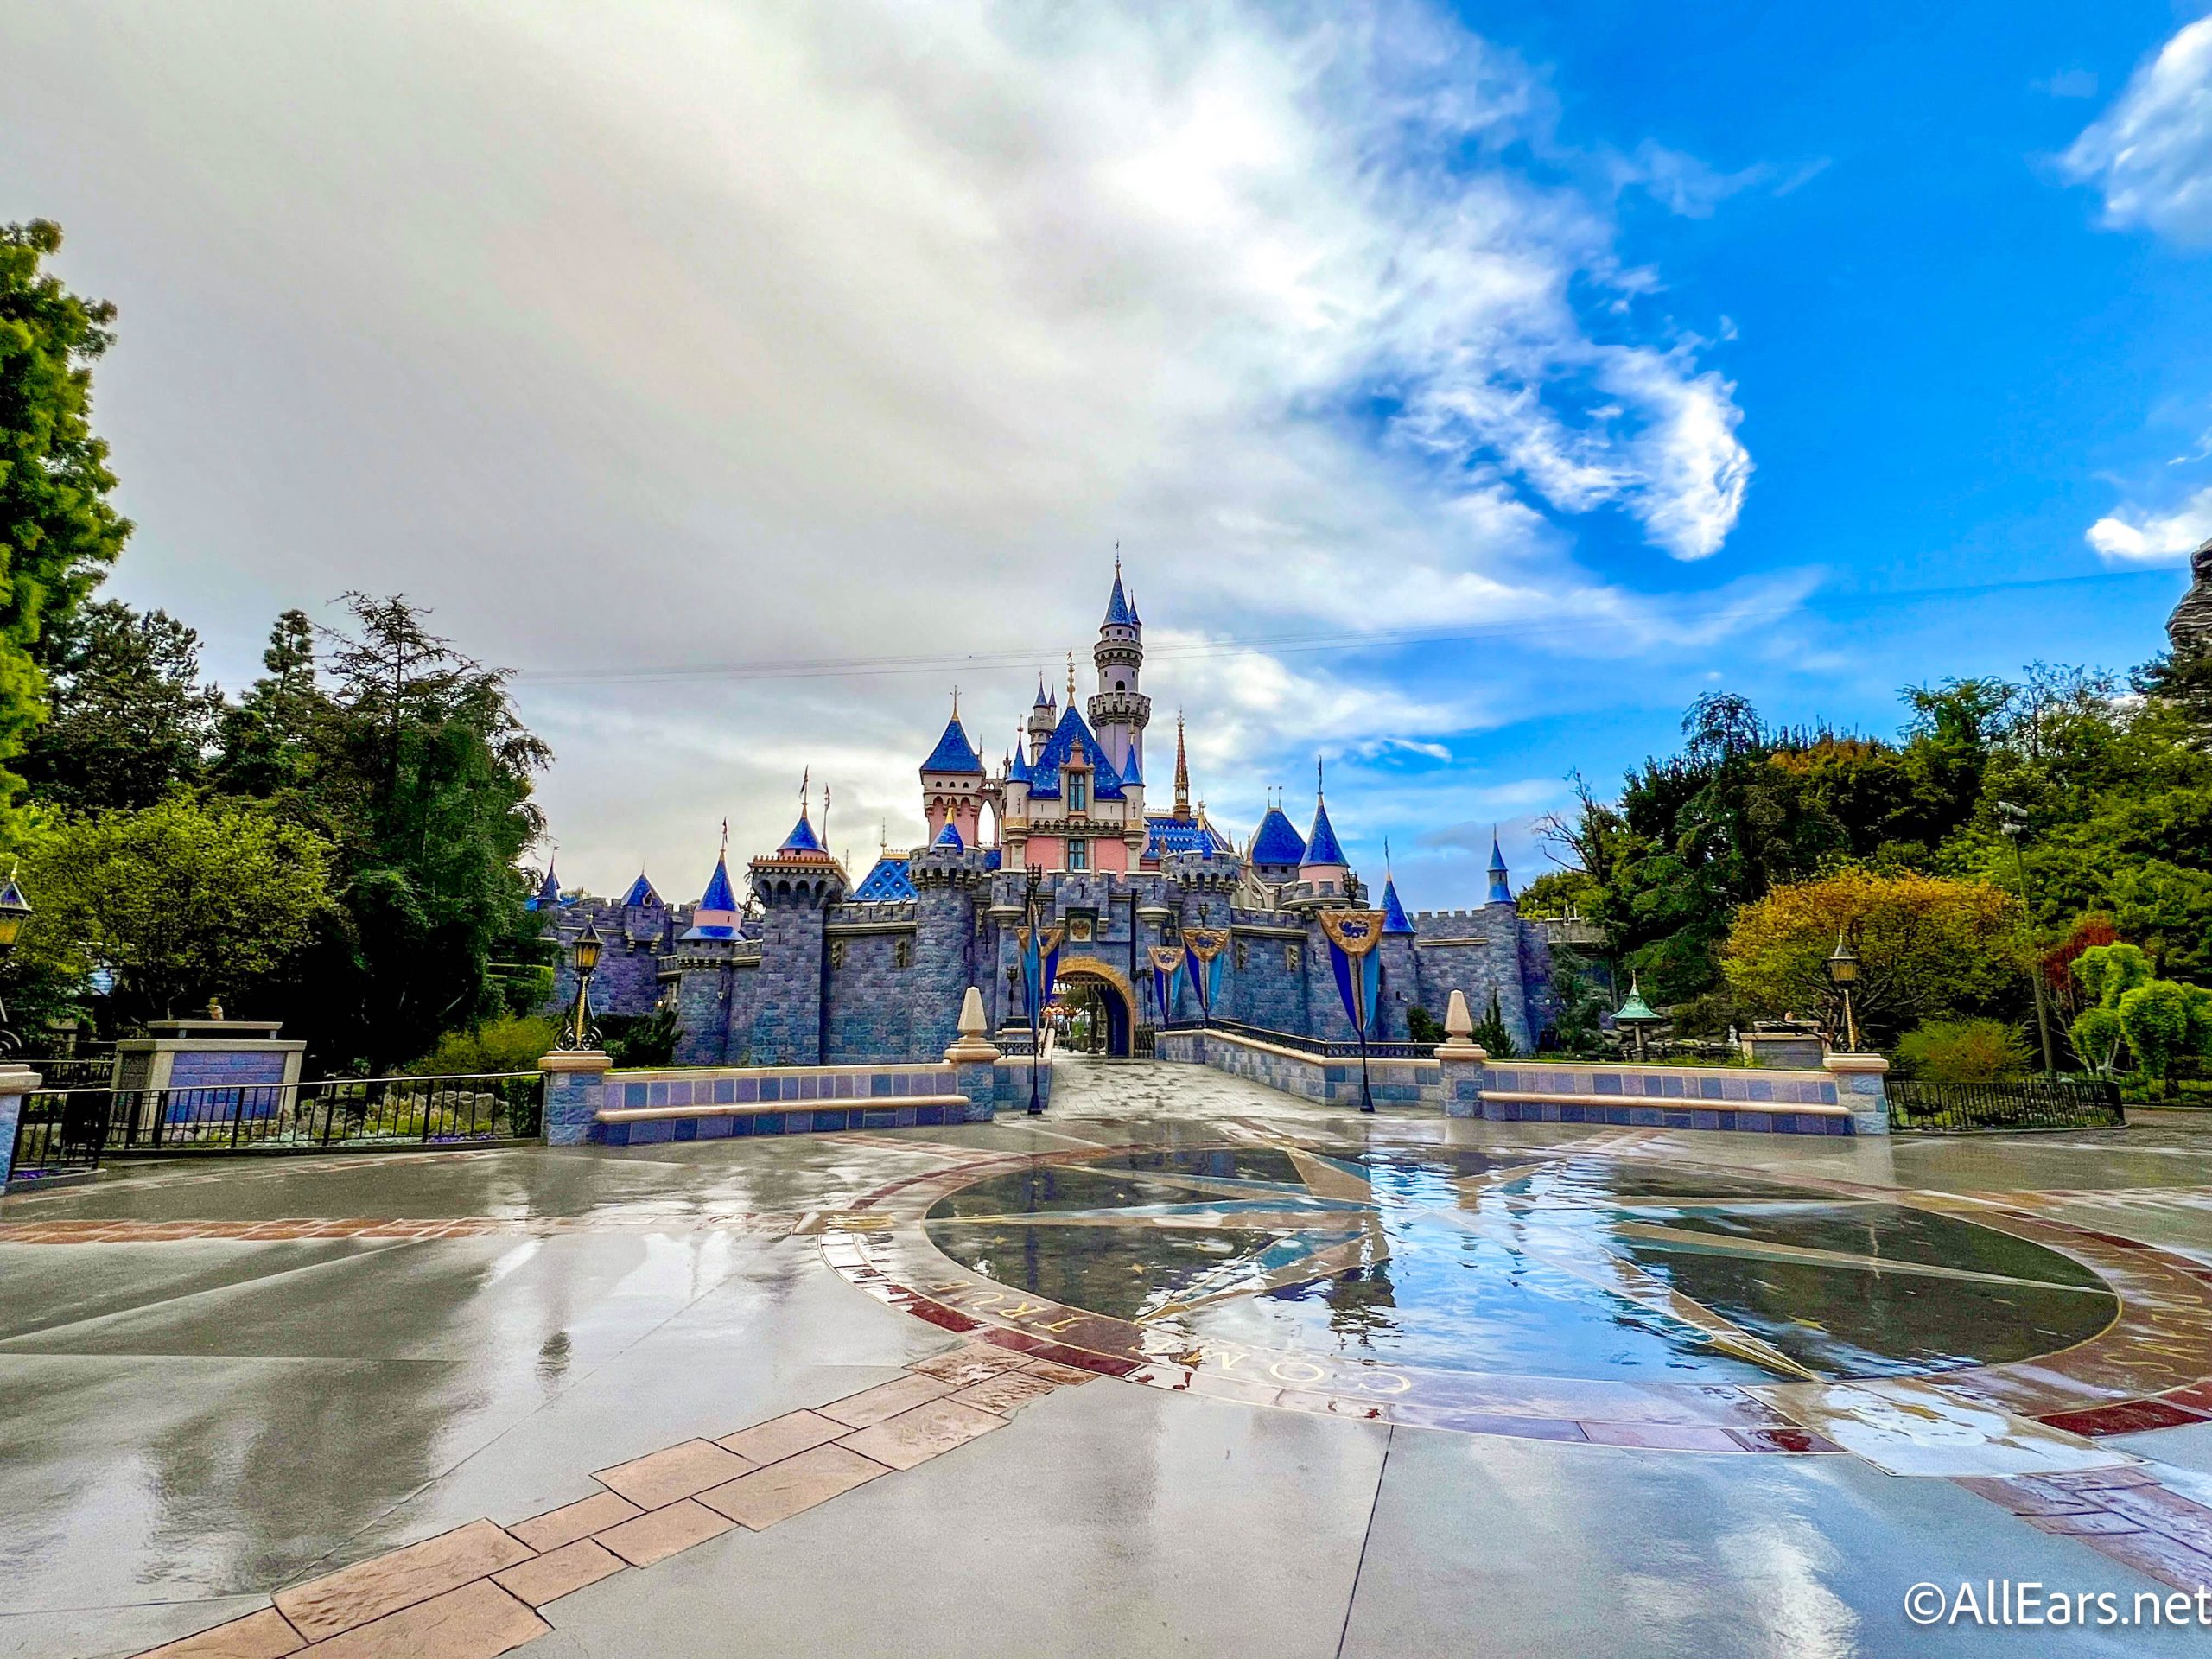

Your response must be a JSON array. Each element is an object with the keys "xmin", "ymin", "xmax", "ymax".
[
  {"xmin": 951, "ymin": 684, "xmax": 958, "ymax": 720},
  {"xmin": 1173, "ymin": 710, "xmax": 1192, "ymax": 820},
  {"xmin": 1066, "ymin": 651, "xmax": 1076, "ymax": 701}
]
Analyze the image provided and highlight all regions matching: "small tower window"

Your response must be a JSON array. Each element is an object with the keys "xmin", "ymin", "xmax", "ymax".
[
  {"xmin": 1068, "ymin": 838, "xmax": 1089, "ymax": 871},
  {"xmin": 1115, "ymin": 678, "xmax": 1126, "ymax": 691},
  {"xmin": 1069, "ymin": 774, "xmax": 1089, "ymax": 812}
]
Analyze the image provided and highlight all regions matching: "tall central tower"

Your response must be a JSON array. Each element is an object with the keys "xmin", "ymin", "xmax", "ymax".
[{"xmin": 1088, "ymin": 563, "xmax": 1151, "ymax": 779}]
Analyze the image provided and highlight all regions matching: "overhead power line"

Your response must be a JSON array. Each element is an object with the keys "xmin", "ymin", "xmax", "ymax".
[{"xmin": 511, "ymin": 568, "xmax": 2176, "ymax": 690}]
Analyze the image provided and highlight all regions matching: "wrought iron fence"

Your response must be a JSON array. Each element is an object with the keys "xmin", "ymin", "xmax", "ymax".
[
  {"xmin": 1887, "ymin": 1077, "xmax": 2125, "ymax": 1134},
  {"xmin": 90, "ymin": 1072, "xmax": 544, "ymax": 1154},
  {"xmin": 8, "ymin": 1089, "xmax": 107, "ymax": 1180},
  {"xmin": 21, "ymin": 1053, "xmax": 118, "ymax": 1090}
]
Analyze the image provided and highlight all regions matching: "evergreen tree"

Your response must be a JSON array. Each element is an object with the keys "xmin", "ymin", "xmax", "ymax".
[
  {"xmin": 213, "ymin": 609, "xmax": 328, "ymax": 803},
  {"xmin": 19, "ymin": 600, "xmax": 220, "ymax": 810}
]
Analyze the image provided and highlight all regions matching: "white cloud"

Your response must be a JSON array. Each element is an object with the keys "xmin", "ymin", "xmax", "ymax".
[
  {"xmin": 0, "ymin": 0, "xmax": 1774, "ymax": 891},
  {"xmin": 2063, "ymin": 17, "xmax": 2212, "ymax": 244},
  {"xmin": 2087, "ymin": 486, "xmax": 2212, "ymax": 563}
]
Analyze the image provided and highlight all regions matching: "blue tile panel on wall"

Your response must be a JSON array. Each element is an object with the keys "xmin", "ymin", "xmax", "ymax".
[
  {"xmin": 1478, "ymin": 1099, "xmax": 1853, "ymax": 1135},
  {"xmin": 167, "ymin": 1051, "xmax": 289, "ymax": 1089},
  {"xmin": 598, "ymin": 1102, "xmax": 963, "ymax": 1145},
  {"xmin": 1483, "ymin": 1066, "xmax": 1839, "ymax": 1107}
]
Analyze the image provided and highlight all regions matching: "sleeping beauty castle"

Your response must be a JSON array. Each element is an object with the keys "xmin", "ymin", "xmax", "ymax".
[{"xmin": 535, "ymin": 569, "xmax": 1554, "ymax": 1065}]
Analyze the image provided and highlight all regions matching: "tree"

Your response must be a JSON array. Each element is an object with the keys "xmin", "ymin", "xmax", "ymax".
[
  {"xmin": 17, "ymin": 798, "xmax": 332, "ymax": 1020},
  {"xmin": 0, "ymin": 220, "xmax": 131, "ymax": 836},
  {"xmin": 18, "ymin": 600, "xmax": 220, "ymax": 810},
  {"xmin": 213, "ymin": 609, "xmax": 328, "ymax": 802},
  {"xmin": 301, "ymin": 593, "xmax": 550, "ymax": 1067},
  {"xmin": 1721, "ymin": 868, "xmax": 2023, "ymax": 1045},
  {"xmin": 2116, "ymin": 980, "xmax": 2212, "ymax": 1096},
  {"xmin": 1894, "ymin": 1018, "xmax": 2031, "ymax": 1083}
]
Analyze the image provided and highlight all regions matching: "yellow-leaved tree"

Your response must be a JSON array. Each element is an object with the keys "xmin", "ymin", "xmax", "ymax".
[{"xmin": 1721, "ymin": 868, "xmax": 2024, "ymax": 1046}]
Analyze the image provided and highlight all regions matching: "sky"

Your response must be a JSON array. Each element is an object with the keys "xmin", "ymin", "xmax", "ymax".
[{"xmin": 2, "ymin": 1, "xmax": 2209, "ymax": 911}]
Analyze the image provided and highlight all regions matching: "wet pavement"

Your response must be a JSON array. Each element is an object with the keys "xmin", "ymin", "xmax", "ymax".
[{"xmin": 7, "ymin": 1062, "xmax": 2212, "ymax": 1656}]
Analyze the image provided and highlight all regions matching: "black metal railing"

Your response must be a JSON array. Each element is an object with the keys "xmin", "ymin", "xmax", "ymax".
[
  {"xmin": 1888, "ymin": 1077, "xmax": 2125, "ymax": 1134},
  {"xmin": 86, "ymin": 1072, "xmax": 544, "ymax": 1154},
  {"xmin": 8, "ymin": 1089, "xmax": 107, "ymax": 1181},
  {"xmin": 21, "ymin": 1053, "xmax": 118, "ymax": 1090},
  {"xmin": 1192, "ymin": 1017, "xmax": 1436, "ymax": 1063},
  {"xmin": 1132, "ymin": 1025, "xmax": 1157, "ymax": 1059}
]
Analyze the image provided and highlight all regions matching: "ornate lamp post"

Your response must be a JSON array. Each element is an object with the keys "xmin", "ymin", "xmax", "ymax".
[
  {"xmin": 559, "ymin": 922, "xmax": 603, "ymax": 1052},
  {"xmin": 0, "ymin": 871, "xmax": 31, "ymax": 1056},
  {"xmin": 1825, "ymin": 931, "xmax": 1860, "ymax": 1053},
  {"xmin": 1996, "ymin": 801, "xmax": 2058, "ymax": 1075}
]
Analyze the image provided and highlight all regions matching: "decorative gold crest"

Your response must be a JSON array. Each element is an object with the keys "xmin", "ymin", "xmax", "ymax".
[
  {"xmin": 1184, "ymin": 925, "xmax": 1230, "ymax": 963},
  {"xmin": 1317, "ymin": 909, "xmax": 1388, "ymax": 957}
]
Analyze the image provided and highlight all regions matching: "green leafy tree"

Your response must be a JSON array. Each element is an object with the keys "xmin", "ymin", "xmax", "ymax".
[
  {"xmin": 17, "ymin": 798, "xmax": 332, "ymax": 1020},
  {"xmin": 2116, "ymin": 980, "xmax": 2212, "ymax": 1096},
  {"xmin": 0, "ymin": 220, "xmax": 131, "ymax": 835},
  {"xmin": 19, "ymin": 601, "xmax": 220, "ymax": 810}
]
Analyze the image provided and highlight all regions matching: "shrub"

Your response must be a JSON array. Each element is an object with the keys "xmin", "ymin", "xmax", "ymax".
[
  {"xmin": 1894, "ymin": 1018, "xmax": 2030, "ymax": 1084},
  {"xmin": 1405, "ymin": 1005, "xmax": 1443, "ymax": 1044},
  {"xmin": 410, "ymin": 1013, "xmax": 557, "ymax": 1077}
]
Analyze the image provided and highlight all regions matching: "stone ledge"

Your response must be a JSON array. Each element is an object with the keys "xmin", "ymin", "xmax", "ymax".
[
  {"xmin": 598, "ymin": 1096, "xmax": 972, "ymax": 1124},
  {"xmin": 1477, "ymin": 1089, "xmax": 1850, "ymax": 1118}
]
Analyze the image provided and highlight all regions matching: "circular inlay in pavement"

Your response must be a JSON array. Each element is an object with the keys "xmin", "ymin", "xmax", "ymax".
[{"xmin": 822, "ymin": 1135, "xmax": 2212, "ymax": 1451}]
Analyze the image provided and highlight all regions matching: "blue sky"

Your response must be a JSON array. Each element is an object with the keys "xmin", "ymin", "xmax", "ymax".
[{"xmin": 2, "ymin": 3, "xmax": 2207, "ymax": 908}]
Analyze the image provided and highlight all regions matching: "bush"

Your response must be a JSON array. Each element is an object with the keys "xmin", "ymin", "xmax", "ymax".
[
  {"xmin": 1405, "ymin": 1005, "xmax": 1443, "ymax": 1044},
  {"xmin": 604, "ymin": 1008, "xmax": 681, "ymax": 1068},
  {"xmin": 410, "ymin": 1013, "xmax": 557, "ymax": 1077},
  {"xmin": 1894, "ymin": 1018, "xmax": 2030, "ymax": 1084},
  {"xmin": 1470, "ymin": 989, "xmax": 1519, "ymax": 1059}
]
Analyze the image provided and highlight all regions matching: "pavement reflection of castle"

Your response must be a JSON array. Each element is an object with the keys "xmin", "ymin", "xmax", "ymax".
[{"xmin": 537, "ymin": 569, "xmax": 1554, "ymax": 1063}]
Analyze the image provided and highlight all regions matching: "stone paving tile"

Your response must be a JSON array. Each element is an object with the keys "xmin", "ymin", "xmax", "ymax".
[
  {"xmin": 293, "ymin": 1580, "xmax": 547, "ymax": 1659},
  {"xmin": 836, "ymin": 1397, "xmax": 1007, "ymax": 1471},
  {"xmin": 1019, "ymin": 1357, "xmax": 1097, "ymax": 1385},
  {"xmin": 592, "ymin": 1439, "xmax": 754, "ymax": 1509},
  {"xmin": 491, "ymin": 1538, "xmax": 626, "ymax": 1607},
  {"xmin": 910, "ymin": 1343, "xmax": 1033, "ymax": 1386},
  {"xmin": 696, "ymin": 1445, "xmax": 891, "ymax": 1530},
  {"xmin": 140, "ymin": 1607, "xmax": 307, "ymax": 1658},
  {"xmin": 593, "ymin": 1498, "xmax": 737, "ymax": 1567},
  {"xmin": 507, "ymin": 1490, "xmax": 644, "ymax": 1553},
  {"xmin": 715, "ymin": 1408, "xmax": 849, "ymax": 1466},
  {"xmin": 273, "ymin": 1520, "xmax": 532, "ymax": 1643},
  {"xmin": 950, "ymin": 1369, "xmax": 1064, "ymax": 1414},
  {"xmin": 818, "ymin": 1370, "xmax": 957, "ymax": 1427}
]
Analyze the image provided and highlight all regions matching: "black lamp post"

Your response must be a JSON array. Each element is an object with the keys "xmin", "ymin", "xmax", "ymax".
[
  {"xmin": 1023, "ymin": 862, "xmax": 1046, "ymax": 1115},
  {"xmin": 1825, "ymin": 930, "xmax": 1860, "ymax": 1053},
  {"xmin": 1997, "ymin": 802, "xmax": 2058, "ymax": 1075},
  {"xmin": 0, "ymin": 872, "xmax": 31, "ymax": 1057},
  {"xmin": 560, "ymin": 923, "xmax": 603, "ymax": 1051}
]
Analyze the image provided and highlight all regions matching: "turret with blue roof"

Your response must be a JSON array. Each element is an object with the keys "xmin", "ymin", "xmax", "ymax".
[
  {"xmin": 1299, "ymin": 760, "xmax": 1349, "ymax": 882},
  {"xmin": 527, "ymin": 860, "xmax": 564, "ymax": 911},
  {"xmin": 1380, "ymin": 860, "xmax": 1415, "ymax": 935},
  {"xmin": 680, "ymin": 846, "xmax": 743, "ymax": 940},
  {"xmin": 1025, "ymin": 702, "xmax": 1126, "ymax": 800},
  {"xmin": 920, "ymin": 713, "xmax": 983, "ymax": 776},
  {"xmin": 619, "ymin": 870, "xmax": 662, "ymax": 909},
  {"xmin": 1249, "ymin": 796, "xmax": 1307, "ymax": 877},
  {"xmin": 1486, "ymin": 834, "xmax": 1514, "ymax": 906}
]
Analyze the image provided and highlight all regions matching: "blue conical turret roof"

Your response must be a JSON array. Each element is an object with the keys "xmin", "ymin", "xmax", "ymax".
[
  {"xmin": 620, "ymin": 871, "xmax": 661, "ymax": 907},
  {"xmin": 1304, "ymin": 798, "xmax": 1347, "ymax": 868},
  {"xmin": 1103, "ymin": 567, "xmax": 1137, "ymax": 627},
  {"xmin": 932, "ymin": 820, "xmax": 964, "ymax": 849},
  {"xmin": 1380, "ymin": 877, "xmax": 1414, "ymax": 934},
  {"xmin": 1250, "ymin": 807, "xmax": 1306, "ymax": 867},
  {"xmin": 920, "ymin": 715, "xmax": 983, "ymax": 776},
  {"xmin": 1033, "ymin": 677, "xmax": 1052, "ymax": 709},
  {"xmin": 1008, "ymin": 741, "xmax": 1033, "ymax": 785},
  {"xmin": 779, "ymin": 812, "xmax": 823, "ymax": 855},
  {"xmin": 700, "ymin": 854, "xmax": 738, "ymax": 912},
  {"xmin": 528, "ymin": 861, "xmax": 562, "ymax": 910},
  {"xmin": 1486, "ymin": 835, "xmax": 1512, "ymax": 906}
]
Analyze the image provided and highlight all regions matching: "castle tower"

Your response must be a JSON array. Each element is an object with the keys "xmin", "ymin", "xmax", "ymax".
[
  {"xmin": 1172, "ymin": 715, "xmax": 1192, "ymax": 820},
  {"xmin": 1486, "ymin": 833, "xmax": 1514, "ymax": 906},
  {"xmin": 1299, "ymin": 766, "xmax": 1350, "ymax": 888},
  {"xmin": 1088, "ymin": 563, "xmax": 1151, "ymax": 779},
  {"xmin": 919, "ymin": 703, "xmax": 986, "ymax": 847},
  {"xmin": 1027, "ymin": 678, "xmax": 1056, "ymax": 764},
  {"xmin": 746, "ymin": 798, "xmax": 847, "ymax": 1065},
  {"xmin": 1249, "ymin": 791, "xmax": 1307, "ymax": 885}
]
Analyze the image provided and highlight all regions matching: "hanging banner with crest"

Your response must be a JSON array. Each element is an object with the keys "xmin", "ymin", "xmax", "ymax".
[
  {"xmin": 1317, "ymin": 910, "xmax": 1387, "ymax": 1037},
  {"xmin": 1146, "ymin": 944, "xmax": 1185, "ymax": 1025},
  {"xmin": 1183, "ymin": 926, "xmax": 1230, "ymax": 1017},
  {"xmin": 1015, "ymin": 925, "xmax": 1065, "ymax": 1024}
]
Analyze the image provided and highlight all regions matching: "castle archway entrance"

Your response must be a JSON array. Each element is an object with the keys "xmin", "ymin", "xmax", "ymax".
[{"xmin": 1056, "ymin": 959, "xmax": 1135, "ymax": 1058}]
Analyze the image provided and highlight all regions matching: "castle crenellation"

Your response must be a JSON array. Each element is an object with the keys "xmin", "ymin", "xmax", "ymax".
[{"xmin": 535, "ymin": 567, "xmax": 1557, "ymax": 1061}]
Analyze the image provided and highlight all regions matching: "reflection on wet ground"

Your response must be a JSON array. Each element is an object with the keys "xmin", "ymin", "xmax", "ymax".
[
  {"xmin": 924, "ymin": 1145, "xmax": 2120, "ymax": 1383},
  {"xmin": 10, "ymin": 1060, "xmax": 2212, "ymax": 1657}
]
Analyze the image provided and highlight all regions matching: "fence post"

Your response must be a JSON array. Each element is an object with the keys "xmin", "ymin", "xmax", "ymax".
[
  {"xmin": 539, "ymin": 1051, "xmax": 613, "ymax": 1146},
  {"xmin": 1824, "ymin": 1052, "xmax": 1892, "ymax": 1135},
  {"xmin": 0, "ymin": 1065, "xmax": 44, "ymax": 1188}
]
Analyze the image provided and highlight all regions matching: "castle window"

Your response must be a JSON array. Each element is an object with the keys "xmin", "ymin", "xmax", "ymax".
[
  {"xmin": 1068, "ymin": 837, "xmax": 1088, "ymax": 871},
  {"xmin": 893, "ymin": 937, "xmax": 912, "ymax": 969},
  {"xmin": 1069, "ymin": 774, "xmax": 1088, "ymax": 812},
  {"xmin": 1286, "ymin": 943, "xmax": 1301, "ymax": 970},
  {"xmin": 1115, "ymin": 678, "xmax": 1126, "ymax": 691},
  {"xmin": 829, "ymin": 939, "xmax": 847, "ymax": 969},
  {"xmin": 1235, "ymin": 939, "xmax": 1247, "ymax": 970}
]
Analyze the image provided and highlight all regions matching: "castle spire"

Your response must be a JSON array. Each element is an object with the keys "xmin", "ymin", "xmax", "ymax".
[
  {"xmin": 1173, "ymin": 712, "xmax": 1191, "ymax": 819},
  {"xmin": 1066, "ymin": 651, "xmax": 1076, "ymax": 702}
]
